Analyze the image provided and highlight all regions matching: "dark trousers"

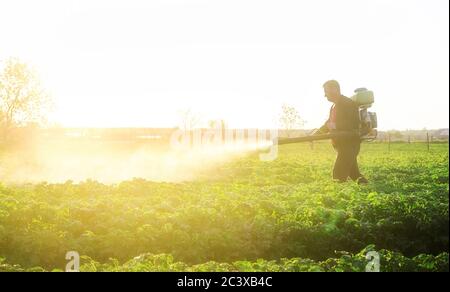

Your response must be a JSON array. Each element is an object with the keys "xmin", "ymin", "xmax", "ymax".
[{"xmin": 333, "ymin": 141, "xmax": 362, "ymax": 182}]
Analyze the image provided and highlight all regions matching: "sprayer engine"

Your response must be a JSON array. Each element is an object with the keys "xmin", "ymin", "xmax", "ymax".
[{"xmin": 352, "ymin": 88, "xmax": 378, "ymax": 141}]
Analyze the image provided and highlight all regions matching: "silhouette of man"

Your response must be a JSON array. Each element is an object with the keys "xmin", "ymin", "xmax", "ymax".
[{"xmin": 316, "ymin": 80, "xmax": 368, "ymax": 184}]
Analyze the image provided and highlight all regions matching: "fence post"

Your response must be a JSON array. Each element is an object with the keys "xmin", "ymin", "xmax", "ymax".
[
  {"xmin": 427, "ymin": 132, "xmax": 430, "ymax": 151},
  {"xmin": 388, "ymin": 133, "xmax": 391, "ymax": 152}
]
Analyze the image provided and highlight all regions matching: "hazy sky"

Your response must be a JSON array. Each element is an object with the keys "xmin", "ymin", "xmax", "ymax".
[{"xmin": 0, "ymin": 0, "xmax": 448, "ymax": 130}]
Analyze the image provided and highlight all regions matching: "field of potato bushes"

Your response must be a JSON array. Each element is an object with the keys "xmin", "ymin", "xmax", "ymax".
[{"xmin": 0, "ymin": 142, "xmax": 448, "ymax": 272}]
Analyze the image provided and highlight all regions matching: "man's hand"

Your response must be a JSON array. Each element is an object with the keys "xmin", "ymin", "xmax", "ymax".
[
  {"xmin": 310, "ymin": 129, "xmax": 321, "ymax": 136},
  {"xmin": 313, "ymin": 123, "xmax": 330, "ymax": 135}
]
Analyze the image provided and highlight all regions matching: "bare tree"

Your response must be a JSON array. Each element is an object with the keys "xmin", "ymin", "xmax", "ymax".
[
  {"xmin": 279, "ymin": 104, "xmax": 304, "ymax": 137},
  {"xmin": 0, "ymin": 58, "xmax": 51, "ymax": 140},
  {"xmin": 178, "ymin": 109, "xmax": 202, "ymax": 132}
]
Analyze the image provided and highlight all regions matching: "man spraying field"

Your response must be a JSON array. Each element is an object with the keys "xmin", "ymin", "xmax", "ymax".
[
  {"xmin": 315, "ymin": 80, "xmax": 369, "ymax": 184},
  {"xmin": 277, "ymin": 81, "xmax": 377, "ymax": 183}
]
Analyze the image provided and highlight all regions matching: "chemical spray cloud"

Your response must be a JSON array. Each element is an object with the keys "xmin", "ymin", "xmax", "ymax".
[{"xmin": 169, "ymin": 121, "xmax": 279, "ymax": 161}]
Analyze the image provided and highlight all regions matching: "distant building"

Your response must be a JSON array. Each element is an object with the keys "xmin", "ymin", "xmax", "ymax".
[{"xmin": 435, "ymin": 129, "xmax": 449, "ymax": 140}]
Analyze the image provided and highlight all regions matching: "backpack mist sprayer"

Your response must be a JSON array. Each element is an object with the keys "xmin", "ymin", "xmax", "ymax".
[{"xmin": 277, "ymin": 88, "xmax": 378, "ymax": 145}]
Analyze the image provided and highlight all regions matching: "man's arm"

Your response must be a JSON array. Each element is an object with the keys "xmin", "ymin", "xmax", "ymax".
[{"xmin": 314, "ymin": 120, "xmax": 330, "ymax": 135}]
